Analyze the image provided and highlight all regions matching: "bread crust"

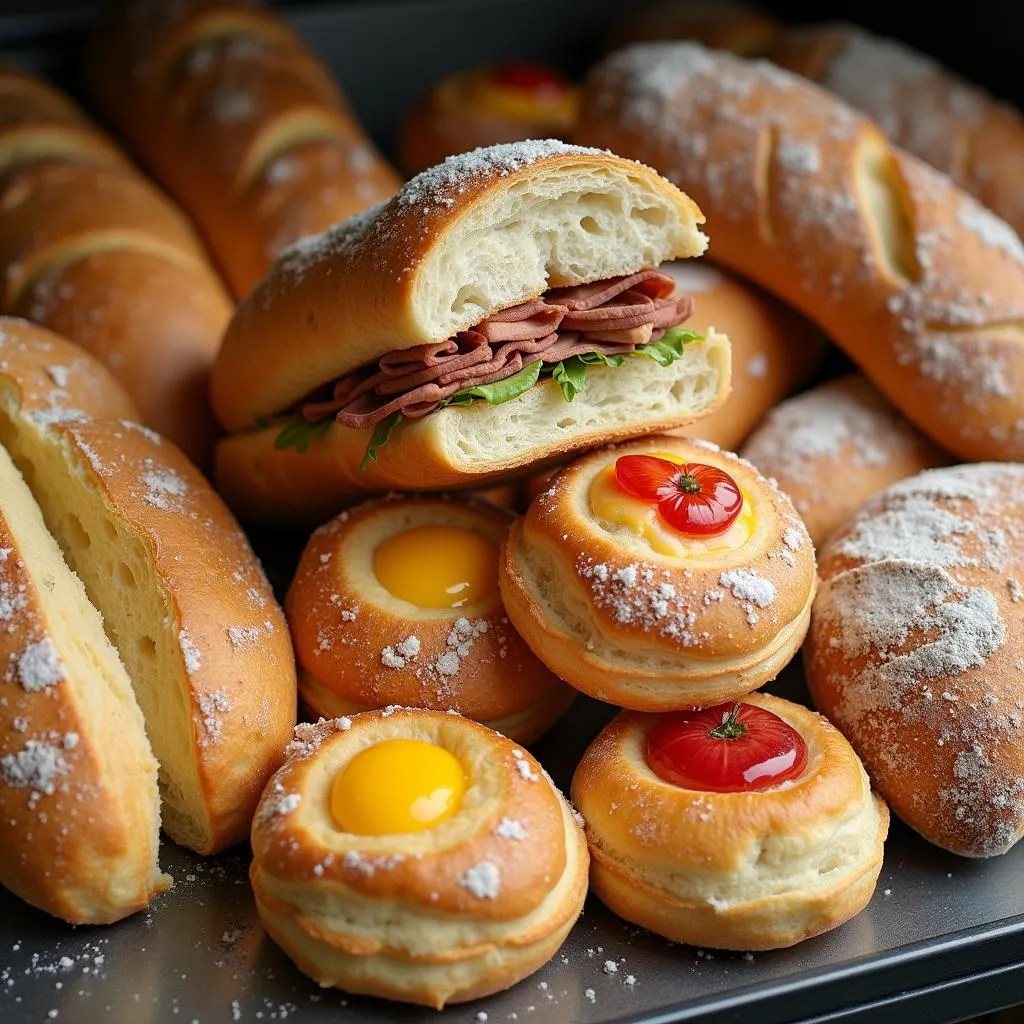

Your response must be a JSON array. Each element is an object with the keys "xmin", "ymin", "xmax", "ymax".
[
  {"xmin": 576, "ymin": 42, "xmax": 1024, "ymax": 461},
  {"xmin": 286, "ymin": 497, "xmax": 574, "ymax": 743},
  {"xmin": 571, "ymin": 694, "xmax": 888, "ymax": 949},
  {"xmin": 250, "ymin": 710, "xmax": 589, "ymax": 1008},
  {"xmin": 86, "ymin": 0, "xmax": 400, "ymax": 298},
  {"xmin": 0, "ymin": 445, "xmax": 168, "ymax": 923},
  {"xmin": 500, "ymin": 435, "xmax": 816, "ymax": 710},
  {"xmin": 741, "ymin": 374, "xmax": 950, "ymax": 546},
  {"xmin": 805, "ymin": 462, "xmax": 1024, "ymax": 858}
]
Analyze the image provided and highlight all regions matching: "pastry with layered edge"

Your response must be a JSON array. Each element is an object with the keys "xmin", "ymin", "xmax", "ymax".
[
  {"xmin": 286, "ymin": 497, "xmax": 574, "ymax": 743},
  {"xmin": 0, "ymin": 443, "xmax": 168, "ymax": 923},
  {"xmin": 398, "ymin": 63, "xmax": 579, "ymax": 176},
  {"xmin": 250, "ymin": 708, "xmax": 589, "ymax": 1008},
  {"xmin": 212, "ymin": 140, "xmax": 731, "ymax": 525},
  {"xmin": 741, "ymin": 374, "xmax": 949, "ymax": 546},
  {"xmin": 572, "ymin": 693, "xmax": 889, "ymax": 949},
  {"xmin": 0, "ymin": 316, "xmax": 297, "ymax": 855},
  {"xmin": 806, "ymin": 462, "xmax": 1024, "ymax": 858},
  {"xmin": 500, "ymin": 435, "xmax": 817, "ymax": 711}
]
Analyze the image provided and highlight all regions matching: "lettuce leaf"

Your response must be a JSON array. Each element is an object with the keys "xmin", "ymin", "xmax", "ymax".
[
  {"xmin": 273, "ymin": 415, "xmax": 333, "ymax": 453},
  {"xmin": 441, "ymin": 360, "xmax": 542, "ymax": 408},
  {"xmin": 359, "ymin": 411, "xmax": 402, "ymax": 470},
  {"xmin": 551, "ymin": 357, "xmax": 590, "ymax": 401},
  {"xmin": 634, "ymin": 326, "xmax": 702, "ymax": 366}
]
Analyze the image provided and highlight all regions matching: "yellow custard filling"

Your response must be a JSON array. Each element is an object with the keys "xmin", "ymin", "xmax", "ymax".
[
  {"xmin": 373, "ymin": 524, "xmax": 498, "ymax": 609},
  {"xmin": 588, "ymin": 452, "xmax": 756, "ymax": 559},
  {"xmin": 330, "ymin": 739, "xmax": 467, "ymax": 835}
]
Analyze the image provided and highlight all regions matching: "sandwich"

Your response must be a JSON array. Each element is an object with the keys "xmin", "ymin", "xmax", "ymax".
[{"xmin": 210, "ymin": 140, "xmax": 731, "ymax": 523}]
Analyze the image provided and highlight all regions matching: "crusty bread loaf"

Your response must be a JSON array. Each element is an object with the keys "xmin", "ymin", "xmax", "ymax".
[
  {"xmin": 661, "ymin": 260, "xmax": 825, "ymax": 450},
  {"xmin": 805, "ymin": 463, "xmax": 1024, "ymax": 857},
  {"xmin": 741, "ymin": 374, "xmax": 950, "ymax": 545},
  {"xmin": 773, "ymin": 23, "xmax": 1024, "ymax": 241},
  {"xmin": 0, "ymin": 443, "xmax": 168, "ymax": 923},
  {"xmin": 0, "ymin": 318, "xmax": 297, "ymax": 854},
  {"xmin": 0, "ymin": 66, "xmax": 231, "ymax": 466},
  {"xmin": 86, "ymin": 0, "xmax": 401, "ymax": 298},
  {"xmin": 576, "ymin": 42, "xmax": 1024, "ymax": 462}
]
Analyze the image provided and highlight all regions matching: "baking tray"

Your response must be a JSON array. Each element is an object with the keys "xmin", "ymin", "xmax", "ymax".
[{"xmin": 2, "ymin": 1, "xmax": 1024, "ymax": 1022}]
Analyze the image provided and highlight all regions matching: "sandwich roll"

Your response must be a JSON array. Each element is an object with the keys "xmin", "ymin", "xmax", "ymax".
[
  {"xmin": 398, "ymin": 62, "xmax": 579, "ymax": 176},
  {"xmin": 0, "ymin": 318, "xmax": 297, "ymax": 854},
  {"xmin": 250, "ymin": 709, "xmax": 589, "ymax": 1008},
  {"xmin": 576, "ymin": 43, "xmax": 1024, "ymax": 462},
  {"xmin": 661, "ymin": 260, "xmax": 825, "ymax": 450},
  {"xmin": 213, "ymin": 141, "xmax": 731, "ymax": 523},
  {"xmin": 500, "ymin": 435, "xmax": 817, "ymax": 711},
  {"xmin": 773, "ymin": 23, "xmax": 1024, "ymax": 240},
  {"xmin": 806, "ymin": 463, "xmax": 1024, "ymax": 858},
  {"xmin": 286, "ymin": 497, "xmax": 574, "ymax": 742},
  {"xmin": 0, "ymin": 444, "xmax": 168, "ymax": 924},
  {"xmin": 741, "ymin": 374, "xmax": 950, "ymax": 546},
  {"xmin": 0, "ymin": 66, "xmax": 232, "ymax": 466},
  {"xmin": 87, "ymin": 0, "xmax": 401, "ymax": 298},
  {"xmin": 571, "ymin": 694, "xmax": 888, "ymax": 949}
]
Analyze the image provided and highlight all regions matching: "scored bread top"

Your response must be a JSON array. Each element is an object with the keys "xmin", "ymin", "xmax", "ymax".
[{"xmin": 211, "ymin": 141, "xmax": 709, "ymax": 431}]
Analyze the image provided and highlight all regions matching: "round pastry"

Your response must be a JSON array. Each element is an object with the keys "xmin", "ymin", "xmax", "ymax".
[
  {"xmin": 571, "ymin": 693, "xmax": 889, "ymax": 949},
  {"xmin": 286, "ymin": 497, "xmax": 574, "ymax": 743},
  {"xmin": 806, "ymin": 462, "xmax": 1024, "ymax": 858},
  {"xmin": 500, "ymin": 436, "xmax": 817, "ymax": 710},
  {"xmin": 397, "ymin": 63, "xmax": 579, "ymax": 176},
  {"xmin": 741, "ymin": 374, "xmax": 950, "ymax": 546},
  {"xmin": 250, "ymin": 708, "xmax": 589, "ymax": 1008}
]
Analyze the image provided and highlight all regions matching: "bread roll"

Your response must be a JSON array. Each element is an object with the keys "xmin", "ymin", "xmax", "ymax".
[
  {"xmin": 212, "ymin": 142, "xmax": 731, "ymax": 522},
  {"xmin": 572, "ymin": 694, "xmax": 888, "ymax": 949},
  {"xmin": 773, "ymin": 23, "xmax": 1024, "ymax": 240},
  {"xmin": 251, "ymin": 709, "xmax": 589, "ymax": 1008},
  {"xmin": 805, "ymin": 462, "xmax": 1024, "ymax": 857},
  {"xmin": 661, "ymin": 260, "xmax": 825, "ymax": 450},
  {"xmin": 86, "ymin": 0, "xmax": 401, "ymax": 298},
  {"xmin": 576, "ymin": 42, "xmax": 1024, "ymax": 462},
  {"xmin": 0, "ymin": 318, "xmax": 297, "ymax": 854},
  {"xmin": 0, "ymin": 444, "xmax": 168, "ymax": 923},
  {"xmin": 741, "ymin": 374, "xmax": 950, "ymax": 546},
  {"xmin": 500, "ymin": 435, "xmax": 817, "ymax": 710},
  {"xmin": 0, "ymin": 66, "xmax": 231, "ymax": 466}
]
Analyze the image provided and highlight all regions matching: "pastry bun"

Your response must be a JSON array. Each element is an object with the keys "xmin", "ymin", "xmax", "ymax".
[
  {"xmin": 741, "ymin": 374, "xmax": 950, "ymax": 546},
  {"xmin": 0, "ymin": 317, "xmax": 297, "ymax": 854},
  {"xmin": 0, "ymin": 444, "xmax": 168, "ymax": 923},
  {"xmin": 500, "ymin": 435, "xmax": 817, "ymax": 711},
  {"xmin": 286, "ymin": 497, "xmax": 574, "ymax": 743},
  {"xmin": 250, "ymin": 709, "xmax": 589, "ymax": 1008},
  {"xmin": 571, "ymin": 694, "xmax": 889, "ymax": 949},
  {"xmin": 806, "ymin": 462, "xmax": 1024, "ymax": 858},
  {"xmin": 661, "ymin": 260, "xmax": 825, "ymax": 450},
  {"xmin": 398, "ymin": 63, "xmax": 579, "ymax": 176}
]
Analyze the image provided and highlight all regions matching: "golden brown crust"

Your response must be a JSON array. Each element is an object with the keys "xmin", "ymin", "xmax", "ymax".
[
  {"xmin": 571, "ymin": 694, "xmax": 889, "ymax": 949},
  {"xmin": 0, "ymin": 65, "xmax": 231, "ymax": 467},
  {"xmin": 805, "ymin": 462, "xmax": 1024, "ymax": 858},
  {"xmin": 576, "ymin": 42, "xmax": 1024, "ymax": 462},
  {"xmin": 741, "ymin": 374, "xmax": 950, "ymax": 546},
  {"xmin": 86, "ymin": 0, "xmax": 400, "ymax": 298},
  {"xmin": 772, "ymin": 24, "xmax": 1024, "ymax": 241},
  {"xmin": 285, "ymin": 497, "xmax": 573, "ymax": 743},
  {"xmin": 0, "ymin": 446, "xmax": 169, "ymax": 923},
  {"xmin": 662, "ymin": 260, "xmax": 825, "ymax": 450},
  {"xmin": 500, "ymin": 435, "xmax": 817, "ymax": 710},
  {"xmin": 250, "ymin": 709, "xmax": 589, "ymax": 1007}
]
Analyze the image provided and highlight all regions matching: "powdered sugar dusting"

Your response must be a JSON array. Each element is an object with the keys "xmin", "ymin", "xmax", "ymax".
[
  {"xmin": 178, "ymin": 629, "xmax": 201, "ymax": 674},
  {"xmin": 719, "ymin": 570, "xmax": 775, "ymax": 625},
  {"xmin": 1, "ymin": 739, "xmax": 69, "ymax": 795},
  {"xmin": 460, "ymin": 861, "xmax": 501, "ymax": 899},
  {"xmin": 18, "ymin": 639, "xmax": 66, "ymax": 691},
  {"xmin": 284, "ymin": 717, "xmax": 352, "ymax": 760},
  {"xmin": 142, "ymin": 468, "xmax": 188, "ymax": 510}
]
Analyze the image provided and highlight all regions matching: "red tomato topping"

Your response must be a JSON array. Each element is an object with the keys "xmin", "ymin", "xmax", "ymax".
[
  {"xmin": 614, "ymin": 455, "xmax": 743, "ymax": 537},
  {"xmin": 489, "ymin": 62, "xmax": 569, "ymax": 96},
  {"xmin": 646, "ymin": 703, "xmax": 807, "ymax": 793}
]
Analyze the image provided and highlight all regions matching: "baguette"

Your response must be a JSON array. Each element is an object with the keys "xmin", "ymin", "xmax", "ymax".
[
  {"xmin": 773, "ymin": 24, "xmax": 1024, "ymax": 241},
  {"xmin": 0, "ymin": 317, "xmax": 297, "ymax": 854},
  {"xmin": 86, "ymin": 0, "xmax": 401, "ymax": 298},
  {"xmin": 0, "ymin": 443, "xmax": 168, "ymax": 923},
  {"xmin": 0, "ymin": 66, "xmax": 232, "ymax": 466},
  {"xmin": 576, "ymin": 43, "xmax": 1024, "ymax": 461}
]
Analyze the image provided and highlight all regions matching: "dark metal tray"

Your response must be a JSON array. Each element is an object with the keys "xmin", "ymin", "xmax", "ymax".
[{"xmin": 2, "ymin": 2, "xmax": 1024, "ymax": 1022}]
